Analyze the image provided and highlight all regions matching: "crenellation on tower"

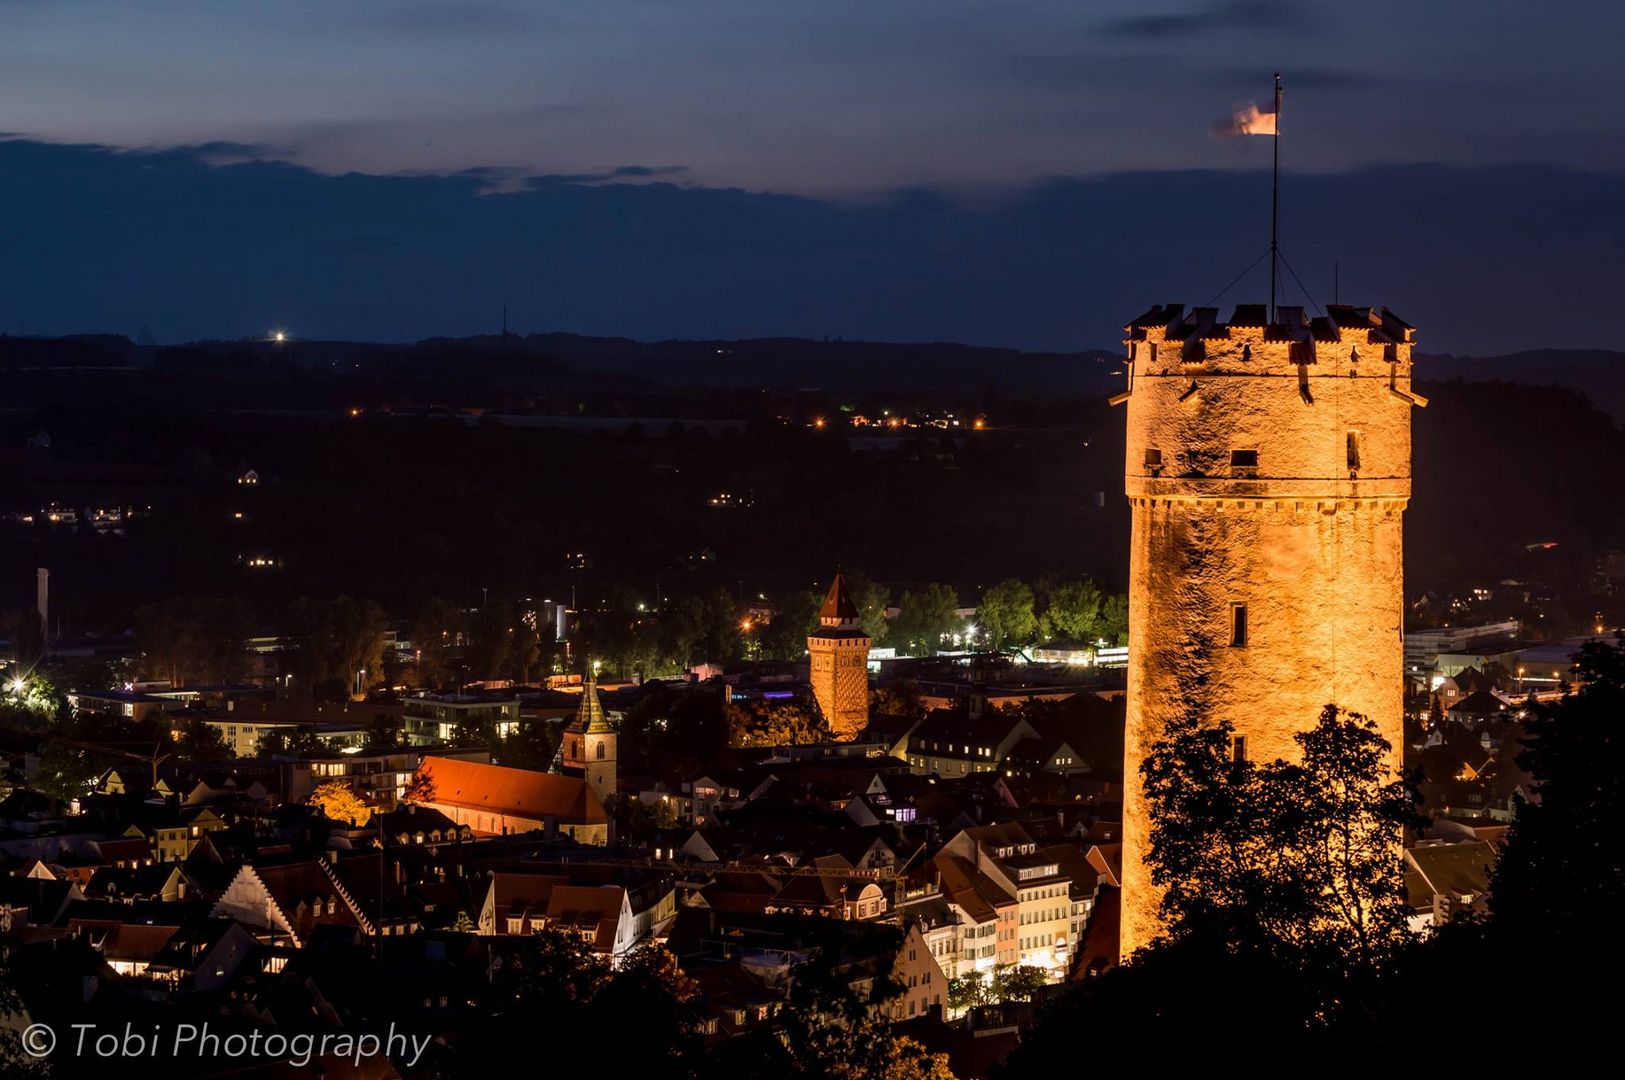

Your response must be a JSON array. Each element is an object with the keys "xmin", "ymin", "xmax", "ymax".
[{"xmin": 1115, "ymin": 301, "xmax": 1421, "ymax": 957}]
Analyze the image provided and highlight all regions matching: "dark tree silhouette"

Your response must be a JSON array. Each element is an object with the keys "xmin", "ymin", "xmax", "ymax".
[
  {"xmin": 715, "ymin": 942, "xmax": 953, "ymax": 1080},
  {"xmin": 1491, "ymin": 636, "xmax": 1625, "ymax": 937},
  {"xmin": 1000, "ymin": 705, "xmax": 1418, "ymax": 1071},
  {"xmin": 1141, "ymin": 705, "xmax": 1417, "ymax": 993},
  {"xmin": 449, "ymin": 931, "xmax": 706, "ymax": 1077}
]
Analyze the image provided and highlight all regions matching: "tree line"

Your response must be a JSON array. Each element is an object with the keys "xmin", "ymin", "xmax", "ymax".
[{"xmin": 119, "ymin": 568, "xmax": 1129, "ymax": 697}]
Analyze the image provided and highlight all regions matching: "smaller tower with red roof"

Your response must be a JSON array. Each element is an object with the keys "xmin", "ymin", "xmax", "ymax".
[{"xmin": 807, "ymin": 574, "xmax": 872, "ymax": 741}]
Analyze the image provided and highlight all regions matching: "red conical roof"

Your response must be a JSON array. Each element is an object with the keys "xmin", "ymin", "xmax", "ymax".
[{"xmin": 819, "ymin": 574, "xmax": 861, "ymax": 624}]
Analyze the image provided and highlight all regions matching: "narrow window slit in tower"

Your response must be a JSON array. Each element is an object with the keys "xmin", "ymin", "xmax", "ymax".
[
  {"xmin": 1347, "ymin": 430, "xmax": 1362, "ymax": 474},
  {"xmin": 1232, "ymin": 734, "xmax": 1247, "ymax": 766},
  {"xmin": 1230, "ymin": 603, "xmax": 1248, "ymax": 648}
]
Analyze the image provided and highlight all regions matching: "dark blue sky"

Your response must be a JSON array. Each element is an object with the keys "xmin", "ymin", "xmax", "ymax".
[{"xmin": 3, "ymin": 1, "xmax": 1624, "ymax": 351}]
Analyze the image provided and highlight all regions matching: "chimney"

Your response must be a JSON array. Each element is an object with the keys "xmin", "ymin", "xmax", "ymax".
[{"xmin": 36, "ymin": 568, "xmax": 48, "ymax": 640}]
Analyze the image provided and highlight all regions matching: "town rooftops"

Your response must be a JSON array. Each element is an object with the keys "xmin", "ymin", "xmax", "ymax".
[
  {"xmin": 958, "ymin": 821, "xmax": 1039, "ymax": 853},
  {"xmin": 1513, "ymin": 637, "xmax": 1596, "ymax": 666},
  {"xmin": 933, "ymin": 853, "xmax": 1011, "ymax": 922},
  {"xmin": 1448, "ymin": 690, "xmax": 1509, "ymax": 717}
]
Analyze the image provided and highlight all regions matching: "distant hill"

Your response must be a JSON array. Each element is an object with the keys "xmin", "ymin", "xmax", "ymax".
[
  {"xmin": 504, "ymin": 333, "xmax": 1121, "ymax": 395},
  {"xmin": 1422, "ymin": 350, "xmax": 1625, "ymax": 420},
  {"xmin": 143, "ymin": 331, "xmax": 1125, "ymax": 398},
  {"xmin": 17, "ymin": 329, "xmax": 1625, "ymax": 418},
  {"xmin": 5, "ymin": 328, "xmax": 1625, "ymax": 624},
  {"xmin": 0, "ymin": 334, "xmax": 152, "ymax": 370}
]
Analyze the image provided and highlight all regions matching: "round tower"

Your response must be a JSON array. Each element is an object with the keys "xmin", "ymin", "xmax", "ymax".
[{"xmin": 1116, "ymin": 302, "xmax": 1424, "ymax": 956}]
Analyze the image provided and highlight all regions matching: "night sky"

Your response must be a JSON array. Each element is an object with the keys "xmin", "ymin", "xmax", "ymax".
[{"xmin": 3, "ymin": 1, "xmax": 1623, "ymax": 352}]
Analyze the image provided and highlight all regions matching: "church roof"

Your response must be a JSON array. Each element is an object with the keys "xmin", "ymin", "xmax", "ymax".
[
  {"xmin": 415, "ymin": 756, "xmax": 608, "ymax": 826},
  {"xmin": 819, "ymin": 574, "xmax": 861, "ymax": 624}
]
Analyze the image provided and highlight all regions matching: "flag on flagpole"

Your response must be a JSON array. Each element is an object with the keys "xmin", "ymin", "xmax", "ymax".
[{"xmin": 1211, "ymin": 100, "xmax": 1278, "ymax": 138}]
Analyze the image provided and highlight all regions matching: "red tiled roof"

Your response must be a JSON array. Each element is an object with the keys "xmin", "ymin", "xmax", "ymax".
[
  {"xmin": 934, "ymin": 854, "xmax": 1008, "ymax": 922},
  {"xmin": 818, "ymin": 574, "xmax": 861, "ymax": 623},
  {"xmin": 1085, "ymin": 843, "xmax": 1121, "ymax": 888},
  {"xmin": 101, "ymin": 923, "xmax": 181, "ymax": 963},
  {"xmin": 253, "ymin": 861, "xmax": 350, "ymax": 918},
  {"xmin": 416, "ymin": 756, "xmax": 608, "ymax": 824},
  {"xmin": 91, "ymin": 838, "xmax": 154, "ymax": 862},
  {"xmin": 546, "ymin": 885, "xmax": 624, "ymax": 950},
  {"xmin": 485, "ymin": 871, "xmax": 565, "ymax": 923}
]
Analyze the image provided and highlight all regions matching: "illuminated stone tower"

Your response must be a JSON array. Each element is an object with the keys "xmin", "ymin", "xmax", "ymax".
[
  {"xmin": 808, "ymin": 574, "xmax": 872, "ymax": 741},
  {"xmin": 1115, "ymin": 303, "xmax": 1424, "ymax": 956}
]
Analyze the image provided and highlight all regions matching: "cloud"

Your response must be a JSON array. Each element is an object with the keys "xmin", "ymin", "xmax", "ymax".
[
  {"xmin": 3, "ymin": 137, "xmax": 1625, "ymax": 357},
  {"xmin": 154, "ymin": 140, "xmax": 292, "ymax": 166},
  {"xmin": 1102, "ymin": 1, "xmax": 1312, "ymax": 40},
  {"xmin": 512, "ymin": 164, "xmax": 691, "ymax": 190},
  {"xmin": 611, "ymin": 165, "xmax": 688, "ymax": 179}
]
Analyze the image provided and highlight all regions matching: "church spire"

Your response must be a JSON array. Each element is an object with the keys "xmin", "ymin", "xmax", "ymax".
[{"xmin": 572, "ymin": 663, "xmax": 611, "ymax": 734}]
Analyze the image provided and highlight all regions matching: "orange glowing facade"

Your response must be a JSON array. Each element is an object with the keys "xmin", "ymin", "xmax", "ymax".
[
  {"xmin": 1115, "ymin": 302, "xmax": 1423, "ymax": 955},
  {"xmin": 808, "ymin": 574, "xmax": 871, "ymax": 741}
]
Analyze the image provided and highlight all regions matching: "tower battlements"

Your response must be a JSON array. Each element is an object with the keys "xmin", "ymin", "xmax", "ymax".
[{"xmin": 1119, "ymin": 302, "xmax": 1424, "ymax": 505}]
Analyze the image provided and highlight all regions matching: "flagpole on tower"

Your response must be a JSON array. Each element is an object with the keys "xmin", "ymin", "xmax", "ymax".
[{"xmin": 1269, "ymin": 73, "xmax": 1282, "ymax": 323}]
